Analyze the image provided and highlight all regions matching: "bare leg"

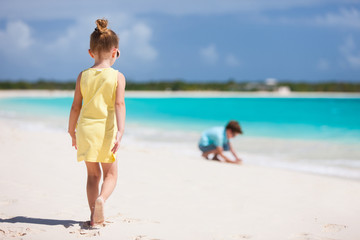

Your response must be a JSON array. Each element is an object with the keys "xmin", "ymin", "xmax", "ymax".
[
  {"xmin": 202, "ymin": 152, "xmax": 209, "ymax": 159},
  {"xmin": 99, "ymin": 160, "xmax": 118, "ymax": 201},
  {"xmin": 202, "ymin": 149, "xmax": 219, "ymax": 160},
  {"xmin": 84, "ymin": 161, "xmax": 102, "ymax": 225},
  {"xmin": 212, "ymin": 154, "xmax": 220, "ymax": 161},
  {"xmin": 90, "ymin": 161, "xmax": 118, "ymax": 225}
]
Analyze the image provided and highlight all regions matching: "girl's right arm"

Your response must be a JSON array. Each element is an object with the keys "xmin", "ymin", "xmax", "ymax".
[
  {"xmin": 111, "ymin": 72, "xmax": 126, "ymax": 154},
  {"xmin": 68, "ymin": 72, "xmax": 83, "ymax": 149}
]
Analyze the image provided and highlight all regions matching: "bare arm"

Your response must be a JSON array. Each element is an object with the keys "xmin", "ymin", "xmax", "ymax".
[
  {"xmin": 111, "ymin": 72, "xmax": 126, "ymax": 153},
  {"xmin": 216, "ymin": 146, "xmax": 233, "ymax": 163},
  {"xmin": 68, "ymin": 72, "xmax": 83, "ymax": 149},
  {"xmin": 229, "ymin": 142, "xmax": 242, "ymax": 164},
  {"xmin": 216, "ymin": 145, "xmax": 241, "ymax": 164}
]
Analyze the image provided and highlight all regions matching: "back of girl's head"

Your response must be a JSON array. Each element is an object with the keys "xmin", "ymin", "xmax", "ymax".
[{"xmin": 90, "ymin": 19, "xmax": 119, "ymax": 54}]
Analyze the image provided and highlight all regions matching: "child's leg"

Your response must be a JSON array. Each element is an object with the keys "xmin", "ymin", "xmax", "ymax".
[
  {"xmin": 91, "ymin": 161, "xmax": 118, "ymax": 225},
  {"xmin": 84, "ymin": 162, "xmax": 101, "ymax": 222},
  {"xmin": 202, "ymin": 149, "xmax": 218, "ymax": 159},
  {"xmin": 99, "ymin": 160, "xmax": 118, "ymax": 201}
]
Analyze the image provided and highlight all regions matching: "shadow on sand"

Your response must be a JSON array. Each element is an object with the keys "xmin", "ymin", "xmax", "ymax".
[{"xmin": 0, "ymin": 216, "xmax": 84, "ymax": 228}]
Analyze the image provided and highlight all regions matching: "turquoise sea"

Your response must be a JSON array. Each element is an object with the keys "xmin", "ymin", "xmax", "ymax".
[
  {"xmin": 1, "ymin": 96, "xmax": 360, "ymax": 141},
  {"xmin": 1, "ymin": 95, "xmax": 360, "ymax": 179}
]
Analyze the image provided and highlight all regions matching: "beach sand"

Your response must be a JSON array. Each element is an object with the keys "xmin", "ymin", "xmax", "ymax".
[
  {"xmin": 1, "ymin": 91, "xmax": 360, "ymax": 240},
  {"xmin": 1, "ymin": 89, "xmax": 360, "ymax": 99}
]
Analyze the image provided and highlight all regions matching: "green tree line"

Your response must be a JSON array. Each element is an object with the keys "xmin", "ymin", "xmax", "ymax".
[{"xmin": 0, "ymin": 80, "xmax": 360, "ymax": 92}]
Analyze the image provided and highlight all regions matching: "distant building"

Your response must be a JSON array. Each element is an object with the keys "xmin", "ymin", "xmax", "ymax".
[
  {"xmin": 265, "ymin": 78, "xmax": 277, "ymax": 86},
  {"xmin": 277, "ymin": 86, "xmax": 291, "ymax": 95}
]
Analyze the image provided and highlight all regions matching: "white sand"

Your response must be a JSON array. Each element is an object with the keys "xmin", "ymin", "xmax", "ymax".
[
  {"xmin": 0, "ymin": 117, "xmax": 360, "ymax": 240},
  {"xmin": 1, "ymin": 90, "xmax": 360, "ymax": 240},
  {"xmin": 1, "ymin": 89, "xmax": 360, "ymax": 98}
]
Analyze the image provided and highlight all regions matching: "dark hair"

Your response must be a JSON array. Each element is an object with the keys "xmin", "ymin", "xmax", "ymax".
[
  {"xmin": 90, "ymin": 18, "xmax": 119, "ymax": 54},
  {"xmin": 226, "ymin": 120, "xmax": 242, "ymax": 134}
]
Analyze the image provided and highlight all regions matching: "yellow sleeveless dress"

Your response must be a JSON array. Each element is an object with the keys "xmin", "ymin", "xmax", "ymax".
[{"xmin": 76, "ymin": 67, "xmax": 118, "ymax": 163}]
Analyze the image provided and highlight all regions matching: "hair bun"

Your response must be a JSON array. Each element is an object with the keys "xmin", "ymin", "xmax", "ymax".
[{"xmin": 95, "ymin": 19, "xmax": 108, "ymax": 33}]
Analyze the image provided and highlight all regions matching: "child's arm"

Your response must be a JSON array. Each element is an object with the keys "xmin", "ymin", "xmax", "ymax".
[
  {"xmin": 216, "ymin": 143, "xmax": 241, "ymax": 164},
  {"xmin": 229, "ymin": 142, "xmax": 242, "ymax": 164},
  {"xmin": 111, "ymin": 72, "xmax": 126, "ymax": 154},
  {"xmin": 68, "ymin": 72, "xmax": 83, "ymax": 149},
  {"xmin": 216, "ymin": 147, "xmax": 234, "ymax": 163}
]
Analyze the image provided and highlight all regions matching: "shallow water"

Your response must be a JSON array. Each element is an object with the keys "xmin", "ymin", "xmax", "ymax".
[
  {"xmin": 0, "ymin": 95, "xmax": 359, "ymax": 179},
  {"xmin": 2, "ymin": 96, "xmax": 359, "ymax": 141}
]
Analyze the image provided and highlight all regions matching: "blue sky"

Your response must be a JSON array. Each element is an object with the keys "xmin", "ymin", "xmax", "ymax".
[{"xmin": 0, "ymin": 0, "xmax": 360, "ymax": 82}]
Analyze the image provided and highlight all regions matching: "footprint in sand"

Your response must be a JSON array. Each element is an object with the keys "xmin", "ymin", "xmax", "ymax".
[
  {"xmin": 67, "ymin": 221, "xmax": 105, "ymax": 237},
  {"xmin": 107, "ymin": 212, "xmax": 160, "ymax": 225},
  {"xmin": 107, "ymin": 212, "xmax": 122, "ymax": 219},
  {"xmin": 213, "ymin": 234, "xmax": 251, "ymax": 240},
  {"xmin": 291, "ymin": 233, "xmax": 338, "ymax": 240},
  {"xmin": 219, "ymin": 234, "xmax": 251, "ymax": 240},
  {"xmin": 68, "ymin": 225, "xmax": 100, "ymax": 237},
  {"xmin": 233, "ymin": 235, "xmax": 251, "ymax": 239},
  {"xmin": 78, "ymin": 229, "xmax": 100, "ymax": 237},
  {"xmin": 134, "ymin": 235, "xmax": 161, "ymax": 240},
  {"xmin": 122, "ymin": 217, "xmax": 143, "ymax": 224},
  {"xmin": 322, "ymin": 224, "xmax": 347, "ymax": 233},
  {"xmin": 0, "ymin": 227, "xmax": 32, "ymax": 238},
  {"xmin": 123, "ymin": 217, "xmax": 161, "ymax": 225}
]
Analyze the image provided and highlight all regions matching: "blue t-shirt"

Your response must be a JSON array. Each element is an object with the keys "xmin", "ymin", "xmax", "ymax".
[{"xmin": 199, "ymin": 126, "xmax": 229, "ymax": 147}]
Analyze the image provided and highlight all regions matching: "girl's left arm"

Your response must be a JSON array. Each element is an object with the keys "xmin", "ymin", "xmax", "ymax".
[
  {"xmin": 111, "ymin": 72, "xmax": 126, "ymax": 154},
  {"xmin": 68, "ymin": 72, "xmax": 83, "ymax": 149}
]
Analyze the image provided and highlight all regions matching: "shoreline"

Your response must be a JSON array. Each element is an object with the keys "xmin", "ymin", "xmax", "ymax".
[
  {"xmin": 1, "ymin": 116, "xmax": 359, "ymax": 181},
  {"xmin": 1, "ymin": 90, "xmax": 359, "ymax": 181},
  {"xmin": 1, "ymin": 117, "xmax": 360, "ymax": 239},
  {"xmin": 1, "ymin": 89, "xmax": 360, "ymax": 98}
]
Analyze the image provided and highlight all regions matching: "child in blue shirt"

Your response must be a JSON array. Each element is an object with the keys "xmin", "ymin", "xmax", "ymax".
[{"xmin": 198, "ymin": 120, "xmax": 243, "ymax": 164}]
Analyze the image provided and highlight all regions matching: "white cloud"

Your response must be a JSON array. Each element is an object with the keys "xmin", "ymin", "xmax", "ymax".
[
  {"xmin": 43, "ymin": 15, "xmax": 157, "ymax": 62},
  {"xmin": 225, "ymin": 54, "xmax": 241, "ymax": 67},
  {"xmin": 120, "ymin": 22, "xmax": 158, "ymax": 61},
  {"xmin": 0, "ymin": 20, "xmax": 34, "ymax": 54},
  {"xmin": 200, "ymin": 48, "xmax": 242, "ymax": 67},
  {"xmin": 0, "ymin": 14, "xmax": 157, "ymax": 71},
  {"xmin": 55, "ymin": 14, "xmax": 158, "ymax": 64},
  {"xmin": 200, "ymin": 44, "xmax": 218, "ymax": 64},
  {"xmin": 339, "ymin": 36, "xmax": 360, "ymax": 69},
  {"xmin": 315, "ymin": 8, "xmax": 360, "ymax": 29},
  {"xmin": 255, "ymin": 7, "xmax": 360, "ymax": 30},
  {"xmin": 44, "ymin": 18, "xmax": 90, "ymax": 54},
  {"xmin": 317, "ymin": 58, "xmax": 330, "ymax": 70}
]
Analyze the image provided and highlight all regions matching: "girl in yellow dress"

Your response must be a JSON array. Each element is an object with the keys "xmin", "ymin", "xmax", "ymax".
[{"xmin": 68, "ymin": 18, "xmax": 126, "ymax": 226}]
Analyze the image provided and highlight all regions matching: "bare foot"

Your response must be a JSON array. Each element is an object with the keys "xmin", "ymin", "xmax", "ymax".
[
  {"xmin": 90, "ymin": 212, "xmax": 94, "ymax": 226},
  {"xmin": 212, "ymin": 155, "xmax": 220, "ymax": 161},
  {"xmin": 93, "ymin": 197, "xmax": 105, "ymax": 225},
  {"xmin": 202, "ymin": 153, "xmax": 209, "ymax": 160}
]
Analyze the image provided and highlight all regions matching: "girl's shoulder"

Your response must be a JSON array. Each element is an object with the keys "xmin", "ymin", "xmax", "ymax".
[
  {"xmin": 112, "ymin": 70, "xmax": 126, "ymax": 89},
  {"xmin": 80, "ymin": 67, "xmax": 118, "ymax": 77},
  {"xmin": 117, "ymin": 71, "xmax": 125, "ymax": 79},
  {"xmin": 81, "ymin": 68, "xmax": 125, "ymax": 82},
  {"xmin": 80, "ymin": 68, "xmax": 93, "ymax": 77},
  {"xmin": 110, "ymin": 68, "xmax": 125, "ymax": 80}
]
